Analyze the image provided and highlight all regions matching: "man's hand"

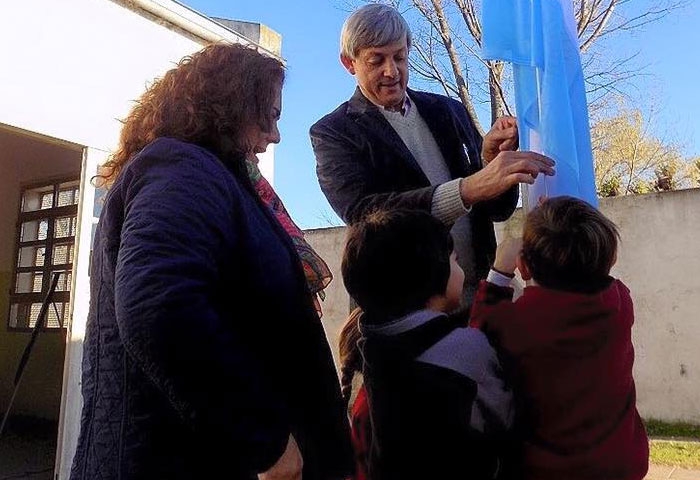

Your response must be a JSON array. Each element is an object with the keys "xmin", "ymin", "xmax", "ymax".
[
  {"xmin": 459, "ymin": 150, "xmax": 555, "ymax": 206},
  {"xmin": 482, "ymin": 116, "xmax": 519, "ymax": 164},
  {"xmin": 494, "ymin": 237, "xmax": 523, "ymax": 276},
  {"xmin": 259, "ymin": 434, "xmax": 303, "ymax": 480}
]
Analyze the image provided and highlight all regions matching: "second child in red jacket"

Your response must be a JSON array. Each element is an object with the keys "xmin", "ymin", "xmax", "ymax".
[
  {"xmin": 471, "ymin": 196, "xmax": 649, "ymax": 480},
  {"xmin": 339, "ymin": 307, "xmax": 370, "ymax": 480}
]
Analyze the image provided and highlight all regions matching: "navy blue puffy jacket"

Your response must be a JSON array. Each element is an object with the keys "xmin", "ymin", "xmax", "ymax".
[{"xmin": 70, "ymin": 138, "xmax": 352, "ymax": 480}]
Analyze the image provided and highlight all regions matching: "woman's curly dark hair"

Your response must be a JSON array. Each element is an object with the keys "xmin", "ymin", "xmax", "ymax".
[{"xmin": 97, "ymin": 42, "xmax": 285, "ymax": 186}]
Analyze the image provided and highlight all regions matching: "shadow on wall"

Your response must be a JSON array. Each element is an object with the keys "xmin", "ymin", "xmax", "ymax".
[
  {"xmin": 0, "ymin": 270, "xmax": 67, "ymax": 426},
  {"xmin": 0, "ymin": 275, "xmax": 67, "ymax": 480}
]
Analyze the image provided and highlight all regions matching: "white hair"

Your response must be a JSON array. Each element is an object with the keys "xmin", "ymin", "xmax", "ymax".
[{"xmin": 340, "ymin": 4, "xmax": 412, "ymax": 59}]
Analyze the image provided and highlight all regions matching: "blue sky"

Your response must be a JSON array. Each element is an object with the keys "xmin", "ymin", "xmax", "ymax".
[{"xmin": 184, "ymin": 0, "xmax": 700, "ymax": 229}]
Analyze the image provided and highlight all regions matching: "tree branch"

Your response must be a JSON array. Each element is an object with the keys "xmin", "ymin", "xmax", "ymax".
[
  {"xmin": 580, "ymin": 1, "xmax": 616, "ymax": 52},
  {"xmin": 416, "ymin": 0, "xmax": 483, "ymax": 132},
  {"xmin": 454, "ymin": 0, "xmax": 482, "ymax": 46}
]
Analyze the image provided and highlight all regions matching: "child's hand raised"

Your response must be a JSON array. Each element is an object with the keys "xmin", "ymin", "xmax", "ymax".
[{"xmin": 494, "ymin": 237, "xmax": 523, "ymax": 276}]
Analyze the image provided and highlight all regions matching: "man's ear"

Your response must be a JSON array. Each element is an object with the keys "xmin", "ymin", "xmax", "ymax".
[
  {"xmin": 340, "ymin": 54, "xmax": 356, "ymax": 75},
  {"xmin": 516, "ymin": 254, "xmax": 532, "ymax": 281}
]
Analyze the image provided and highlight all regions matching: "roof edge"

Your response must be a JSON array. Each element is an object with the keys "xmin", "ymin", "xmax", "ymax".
[{"xmin": 123, "ymin": 0, "xmax": 282, "ymax": 59}]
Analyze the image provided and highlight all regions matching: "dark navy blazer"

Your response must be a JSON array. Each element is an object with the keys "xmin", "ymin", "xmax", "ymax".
[
  {"xmin": 311, "ymin": 88, "xmax": 518, "ymax": 279},
  {"xmin": 71, "ymin": 138, "xmax": 352, "ymax": 480}
]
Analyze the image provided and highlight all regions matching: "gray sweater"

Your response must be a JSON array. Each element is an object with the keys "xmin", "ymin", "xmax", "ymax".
[{"xmin": 382, "ymin": 100, "xmax": 478, "ymax": 304}]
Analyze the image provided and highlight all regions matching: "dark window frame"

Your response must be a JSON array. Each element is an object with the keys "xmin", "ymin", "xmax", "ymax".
[{"xmin": 8, "ymin": 176, "xmax": 80, "ymax": 332}]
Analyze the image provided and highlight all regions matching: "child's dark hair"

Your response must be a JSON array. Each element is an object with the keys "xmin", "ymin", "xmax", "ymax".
[
  {"xmin": 342, "ymin": 209, "xmax": 453, "ymax": 323},
  {"xmin": 522, "ymin": 196, "xmax": 620, "ymax": 293},
  {"xmin": 338, "ymin": 307, "xmax": 363, "ymax": 410}
]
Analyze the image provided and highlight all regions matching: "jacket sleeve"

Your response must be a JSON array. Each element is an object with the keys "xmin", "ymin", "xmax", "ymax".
[
  {"xmin": 476, "ymin": 183, "xmax": 519, "ymax": 223},
  {"xmin": 470, "ymin": 280, "xmax": 531, "ymax": 356},
  {"xmin": 114, "ymin": 146, "xmax": 288, "ymax": 474},
  {"xmin": 311, "ymin": 119, "xmax": 436, "ymax": 223},
  {"xmin": 450, "ymin": 98, "xmax": 519, "ymax": 223}
]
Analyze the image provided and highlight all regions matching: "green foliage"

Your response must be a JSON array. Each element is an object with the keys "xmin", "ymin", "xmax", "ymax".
[
  {"xmin": 653, "ymin": 162, "xmax": 679, "ymax": 191},
  {"xmin": 692, "ymin": 158, "xmax": 700, "ymax": 186},
  {"xmin": 646, "ymin": 419, "xmax": 700, "ymax": 468},
  {"xmin": 649, "ymin": 440, "xmax": 700, "ymax": 467},
  {"xmin": 629, "ymin": 179, "xmax": 654, "ymax": 195},
  {"xmin": 598, "ymin": 175, "xmax": 621, "ymax": 197},
  {"xmin": 645, "ymin": 419, "xmax": 700, "ymax": 439}
]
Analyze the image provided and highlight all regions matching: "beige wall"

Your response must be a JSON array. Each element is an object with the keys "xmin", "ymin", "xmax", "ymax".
[
  {"xmin": 603, "ymin": 189, "xmax": 700, "ymax": 424},
  {"xmin": 306, "ymin": 226, "xmax": 350, "ymax": 367},
  {"xmin": 306, "ymin": 188, "xmax": 700, "ymax": 424}
]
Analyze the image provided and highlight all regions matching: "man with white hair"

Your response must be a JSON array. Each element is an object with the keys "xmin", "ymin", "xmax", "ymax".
[{"xmin": 311, "ymin": 3, "xmax": 555, "ymax": 305}]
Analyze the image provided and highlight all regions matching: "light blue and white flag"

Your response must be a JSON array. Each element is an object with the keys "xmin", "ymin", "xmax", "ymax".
[{"xmin": 482, "ymin": 0, "xmax": 598, "ymax": 208}]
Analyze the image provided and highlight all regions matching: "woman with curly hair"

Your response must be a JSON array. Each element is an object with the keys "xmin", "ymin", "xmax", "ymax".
[{"xmin": 70, "ymin": 43, "xmax": 353, "ymax": 480}]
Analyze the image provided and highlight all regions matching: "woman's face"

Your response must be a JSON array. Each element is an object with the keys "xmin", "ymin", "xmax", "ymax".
[{"xmin": 246, "ymin": 86, "xmax": 282, "ymax": 163}]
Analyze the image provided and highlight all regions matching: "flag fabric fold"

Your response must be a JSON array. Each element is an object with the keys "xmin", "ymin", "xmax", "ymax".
[{"xmin": 482, "ymin": 0, "xmax": 598, "ymax": 207}]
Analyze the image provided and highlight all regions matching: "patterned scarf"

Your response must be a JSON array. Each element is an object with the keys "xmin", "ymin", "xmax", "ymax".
[{"xmin": 246, "ymin": 159, "xmax": 332, "ymax": 317}]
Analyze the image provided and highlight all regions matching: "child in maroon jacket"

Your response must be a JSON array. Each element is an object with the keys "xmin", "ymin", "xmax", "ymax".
[{"xmin": 471, "ymin": 196, "xmax": 648, "ymax": 480}]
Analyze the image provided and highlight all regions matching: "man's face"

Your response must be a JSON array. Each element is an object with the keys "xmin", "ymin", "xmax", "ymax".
[{"xmin": 341, "ymin": 37, "xmax": 409, "ymax": 111}]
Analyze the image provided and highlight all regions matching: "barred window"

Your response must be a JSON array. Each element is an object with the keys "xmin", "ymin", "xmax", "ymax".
[{"xmin": 9, "ymin": 178, "xmax": 79, "ymax": 330}]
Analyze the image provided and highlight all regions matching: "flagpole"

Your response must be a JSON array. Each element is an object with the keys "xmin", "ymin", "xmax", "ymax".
[{"xmin": 535, "ymin": 66, "xmax": 548, "ymax": 202}]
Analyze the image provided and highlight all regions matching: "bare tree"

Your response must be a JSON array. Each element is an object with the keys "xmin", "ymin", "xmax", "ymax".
[
  {"xmin": 360, "ymin": 0, "xmax": 685, "ymax": 132},
  {"xmin": 315, "ymin": 208, "xmax": 344, "ymax": 228}
]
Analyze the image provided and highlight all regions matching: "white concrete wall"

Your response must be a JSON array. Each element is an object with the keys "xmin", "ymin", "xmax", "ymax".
[
  {"xmin": 602, "ymin": 189, "xmax": 700, "ymax": 424},
  {"xmin": 305, "ymin": 226, "xmax": 350, "ymax": 367},
  {"xmin": 1, "ymin": 0, "xmax": 196, "ymax": 152},
  {"xmin": 55, "ymin": 147, "xmax": 104, "ymax": 479},
  {"xmin": 306, "ymin": 188, "xmax": 700, "ymax": 424}
]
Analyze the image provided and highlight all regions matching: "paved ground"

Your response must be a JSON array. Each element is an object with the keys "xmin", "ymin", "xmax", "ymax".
[
  {"xmin": 0, "ymin": 419, "xmax": 698, "ymax": 480},
  {"xmin": 0, "ymin": 417, "xmax": 55, "ymax": 480},
  {"xmin": 646, "ymin": 464, "xmax": 700, "ymax": 479}
]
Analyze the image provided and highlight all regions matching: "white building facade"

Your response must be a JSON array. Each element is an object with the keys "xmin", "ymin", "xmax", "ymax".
[{"xmin": 0, "ymin": 1, "xmax": 280, "ymax": 477}]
